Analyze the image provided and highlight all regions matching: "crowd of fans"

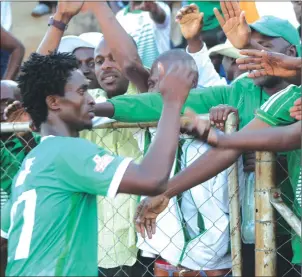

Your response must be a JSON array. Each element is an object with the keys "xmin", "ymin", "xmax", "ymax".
[{"xmin": 0, "ymin": 1, "xmax": 301, "ymax": 277}]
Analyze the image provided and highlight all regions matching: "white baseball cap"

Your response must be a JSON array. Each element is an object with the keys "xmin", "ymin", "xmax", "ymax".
[
  {"xmin": 208, "ymin": 40, "xmax": 242, "ymax": 59},
  {"xmin": 58, "ymin": 32, "xmax": 103, "ymax": 53}
]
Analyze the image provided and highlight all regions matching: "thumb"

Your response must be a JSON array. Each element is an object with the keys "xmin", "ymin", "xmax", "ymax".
[
  {"xmin": 199, "ymin": 12, "xmax": 204, "ymax": 22},
  {"xmin": 239, "ymin": 11, "xmax": 246, "ymax": 24}
]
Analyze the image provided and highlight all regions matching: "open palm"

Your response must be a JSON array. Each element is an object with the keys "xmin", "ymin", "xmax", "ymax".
[
  {"xmin": 214, "ymin": 1, "xmax": 251, "ymax": 49},
  {"xmin": 176, "ymin": 4, "xmax": 204, "ymax": 40}
]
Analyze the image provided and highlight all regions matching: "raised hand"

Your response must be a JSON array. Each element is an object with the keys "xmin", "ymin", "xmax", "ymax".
[
  {"xmin": 134, "ymin": 195, "xmax": 169, "ymax": 239},
  {"xmin": 182, "ymin": 109, "xmax": 218, "ymax": 146},
  {"xmin": 158, "ymin": 62, "xmax": 195, "ymax": 104},
  {"xmin": 214, "ymin": 1, "xmax": 251, "ymax": 49},
  {"xmin": 209, "ymin": 104, "xmax": 238, "ymax": 131},
  {"xmin": 56, "ymin": 0, "xmax": 84, "ymax": 20},
  {"xmin": 237, "ymin": 49, "xmax": 301, "ymax": 78},
  {"xmin": 175, "ymin": 4, "xmax": 204, "ymax": 41},
  {"xmin": 289, "ymin": 98, "xmax": 302, "ymax": 121}
]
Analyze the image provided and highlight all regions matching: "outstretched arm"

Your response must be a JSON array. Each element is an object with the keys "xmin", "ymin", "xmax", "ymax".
[
  {"xmin": 37, "ymin": 0, "xmax": 84, "ymax": 55},
  {"xmin": 1, "ymin": 26, "xmax": 25, "ymax": 80},
  {"xmin": 237, "ymin": 50, "xmax": 302, "ymax": 78},
  {"xmin": 84, "ymin": 2, "xmax": 149, "ymax": 92},
  {"xmin": 118, "ymin": 63, "xmax": 196, "ymax": 196}
]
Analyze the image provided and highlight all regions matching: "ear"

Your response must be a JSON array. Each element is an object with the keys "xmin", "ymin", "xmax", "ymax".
[
  {"xmin": 285, "ymin": 45, "xmax": 297, "ymax": 57},
  {"xmin": 45, "ymin": 95, "xmax": 61, "ymax": 111}
]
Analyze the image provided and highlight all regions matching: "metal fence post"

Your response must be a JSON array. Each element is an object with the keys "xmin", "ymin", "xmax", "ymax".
[
  {"xmin": 255, "ymin": 151, "xmax": 277, "ymax": 276},
  {"xmin": 225, "ymin": 113, "xmax": 242, "ymax": 276}
]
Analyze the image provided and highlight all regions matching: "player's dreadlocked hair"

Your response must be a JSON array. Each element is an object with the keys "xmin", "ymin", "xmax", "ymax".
[{"xmin": 17, "ymin": 52, "xmax": 79, "ymax": 129}]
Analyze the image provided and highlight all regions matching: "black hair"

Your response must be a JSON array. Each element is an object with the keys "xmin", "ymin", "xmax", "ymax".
[{"xmin": 17, "ymin": 52, "xmax": 79, "ymax": 129}]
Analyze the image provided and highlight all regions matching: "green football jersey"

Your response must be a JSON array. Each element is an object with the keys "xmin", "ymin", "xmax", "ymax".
[
  {"xmin": 256, "ymin": 84, "xmax": 301, "ymax": 264},
  {"xmin": 5, "ymin": 135, "xmax": 132, "ymax": 276}
]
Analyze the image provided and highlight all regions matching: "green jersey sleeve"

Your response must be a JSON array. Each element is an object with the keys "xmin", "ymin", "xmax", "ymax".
[
  {"xmin": 256, "ymin": 85, "xmax": 301, "ymax": 126},
  {"xmin": 1, "ymin": 198, "xmax": 11, "ymax": 239},
  {"xmin": 55, "ymin": 138, "xmax": 132, "ymax": 197},
  {"xmin": 108, "ymin": 85, "xmax": 232, "ymax": 122}
]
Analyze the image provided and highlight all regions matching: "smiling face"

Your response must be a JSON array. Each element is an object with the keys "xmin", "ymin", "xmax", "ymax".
[
  {"xmin": 49, "ymin": 69, "xmax": 96, "ymax": 131},
  {"xmin": 94, "ymin": 39, "xmax": 129, "ymax": 98},
  {"xmin": 73, "ymin": 47, "xmax": 99, "ymax": 90}
]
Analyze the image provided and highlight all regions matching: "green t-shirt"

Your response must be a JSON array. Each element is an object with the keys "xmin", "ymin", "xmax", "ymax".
[
  {"xmin": 5, "ymin": 136, "xmax": 132, "ymax": 276},
  {"xmin": 108, "ymin": 75, "xmax": 294, "ymax": 235},
  {"xmin": 188, "ymin": 1, "xmax": 221, "ymax": 31},
  {"xmin": 109, "ymin": 74, "xmax": 269, "ymax": 130},
  {"xmin": 256, "ymin": 84, "xmax": 301, "ymax": 264},
  {"xmin": 1, "ymin": 133, "xmax": 40, "ymax": 196}
]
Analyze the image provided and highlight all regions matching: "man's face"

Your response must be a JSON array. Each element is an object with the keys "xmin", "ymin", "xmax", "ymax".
[
  {"xmin": 292, "ymin": 1, "xmax": 302, "ymax": 24},
  {"xmin": 222, "ymin": 56, "xmax": 245, "ymax": 81},
  {"xmin": 250, "ymin": 31, "xmax": 295, "ymax": 87},
  {"xmin": 0, "ymin": 81, "xmax": 20, "ymax": 122},
  {"xmin": 73, "ymin": 47, "xmax": 99, "ymax": 90},
  {"xmin": 94, "ymin": 40, "xmax": 129, "ymax": 98},
  {"xmin": 148, "ymin": 61, "xmax": 198, "ymax": 93},
  {"xmin": 55, "ymin": 69, "xmax": 95, "ymax": 131}
]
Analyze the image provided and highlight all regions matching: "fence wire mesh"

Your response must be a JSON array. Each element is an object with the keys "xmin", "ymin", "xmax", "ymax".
[{"xmin": 0, "ymin": 114, "xmax": 300, "ymax": 277}]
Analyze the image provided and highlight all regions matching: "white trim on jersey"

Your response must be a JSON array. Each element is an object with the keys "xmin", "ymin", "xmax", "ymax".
[
  {"xmin": 107, "ymin": 158, "xmax": 133, "ymax": 198},
  {"xmin": 1, "ymin": 229, "xmax": 8, "ymax": 239}
]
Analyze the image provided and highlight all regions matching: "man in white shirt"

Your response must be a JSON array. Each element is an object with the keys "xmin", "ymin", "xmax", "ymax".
[{"xmin": 116, "ymin": 1, "xmax": 171, "ymax": 68}]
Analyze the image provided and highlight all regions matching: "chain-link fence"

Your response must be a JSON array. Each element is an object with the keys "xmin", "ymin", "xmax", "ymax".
[{"xmin": 1, "ymin": 114, "xmax": 301, "ymax": 277}]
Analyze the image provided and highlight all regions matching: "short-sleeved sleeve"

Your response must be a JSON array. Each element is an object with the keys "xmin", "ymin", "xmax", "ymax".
[
  {"xmin": 1, "ymin": 198, "xmax": 11, "ymax": 239},
  {"xmin": 55, "ymin": 138, "xmax": 133, "ymax": 197},
  {"xmin": 109, "ymin": 85, "xmax": 232, "ymax": 122},
  {"xmin": 256, "ymin": 85, "xmax": 301, "ymax": 126}
]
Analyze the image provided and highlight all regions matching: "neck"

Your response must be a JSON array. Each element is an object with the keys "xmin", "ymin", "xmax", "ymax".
[
  {"xmin": 40, "ymin": 121, "xmax": 79, "ymax": 138},
  {"xmin": 263, "ymin": 80, "xmax": 291, "ymax": 96}
]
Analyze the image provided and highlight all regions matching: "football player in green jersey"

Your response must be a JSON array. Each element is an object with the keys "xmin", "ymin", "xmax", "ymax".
[{"xmin": 1, "ymin": 49, "xmax": 195, "ymax": 276}]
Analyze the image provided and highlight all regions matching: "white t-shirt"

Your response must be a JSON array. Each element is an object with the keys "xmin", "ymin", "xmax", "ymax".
[{"xmin": 1, "ymin": 1, "xmax": 12, "ymax": 31}]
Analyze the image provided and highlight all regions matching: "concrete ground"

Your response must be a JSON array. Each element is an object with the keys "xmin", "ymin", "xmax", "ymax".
[{"xmin": 10, "ymin": 1, "xmax": 100, "ymax": 59}]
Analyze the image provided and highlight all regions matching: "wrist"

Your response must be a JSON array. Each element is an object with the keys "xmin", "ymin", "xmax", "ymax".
[
  {"xmin": 53, "ymin": 12, "xmax": 72, "ymax": 25},
  {"xmin": 187, "ymin": 36, "xmax": 204, "ymax": 53},
  {"xmin": 162, "ymin": 98, "xmax": 184, "ymax": 110}
]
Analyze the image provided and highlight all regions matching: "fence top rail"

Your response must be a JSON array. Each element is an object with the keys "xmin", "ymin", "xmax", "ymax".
[{"xmin": 0, "ymin": 113, "xmax": 238, "ymax": 133}]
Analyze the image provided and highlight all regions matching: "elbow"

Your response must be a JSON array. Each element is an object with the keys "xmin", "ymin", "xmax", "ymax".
[{"xmin": 122, "ymin": 59, "xmax": 141, "ymax": 77}]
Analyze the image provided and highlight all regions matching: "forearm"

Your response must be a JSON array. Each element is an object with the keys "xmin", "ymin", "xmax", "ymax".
[
  {"xmin": 36, "ymin": 13, "xmax": 71, "ymax": 55},
  {"xmin": 94, "ymin": 101, "xmax": 115, "ymax": 118},
  {"xmin": 150, "ymin": 3, "xmax": 166, "ymax": 24},
  {"xmin": 93, "ymin": 3, "xmax": 148, "ymax": 91},
  {"xmin": 2, "ymin": 44, "xmax": 24, "ymax": 80},
  {"xmin": 187, "ymin": 35, "xmax": 204, "ymax": 54},
  {"xmin": 164, "ymin": 147, "xmax": 241, "ymax": 198},
  {"xmin": 215, "ymin": 122, "xmax": 301, "ymax": 152}
]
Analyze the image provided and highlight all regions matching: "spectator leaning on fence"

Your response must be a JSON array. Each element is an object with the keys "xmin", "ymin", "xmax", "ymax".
[
  {"xmin": 94, "ymin": 2, "xmax": 301, "ymax": 275},
  {"xmin": 134, "ymin": 51, "xmax": 302, "ymax": 276},
  {"xmin": 115, "ymin": 1, "xmax": 171, "ymax": 68}
]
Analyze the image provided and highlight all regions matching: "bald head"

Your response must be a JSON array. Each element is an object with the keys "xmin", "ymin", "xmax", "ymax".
[{"xmin": 148, "ymin": 50, "xmax": 199, "ymax": 92}]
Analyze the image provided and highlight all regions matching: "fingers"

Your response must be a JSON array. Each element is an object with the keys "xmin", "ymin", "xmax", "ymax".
[
  {"xmin": 175, "ymin": 4, "xmax": 198, "ymax": 22},
  {"xmin": 239, "ymin": 49, "xmax": 266, "ymax": 58},
  {"xmin": 220, "ymin": 2, "xmax": 229, "ymax": 21},
  {"xmin": 239, "ymin": 10, "xmax": 246, "ymax": 25},
  {"xmin": 247, "ymin": 69, "xmax": 268, "ymax": 78},
  {"xmin": 214, "ymin": 7, "xmax": 225, "ymax": 26},
  {"xmin": 157, "ymin": 62, "xmax": 165, "ymax": 81},
  {"xmin": 236, "ymin": 57, "xmax": 262, "ymax": 65},
  {"xmin": 294, "ymin": 97, "xmax": 301, "ymax": 107},
  {"xmin": 231, "ymin": 1, "xmax": 241, "ymax": 17},
  {"xmin": 145, "ymin": 218, "xmax": 153, "ymax": 239},
  {"xmin": 225, "ymin": 1, "xmax": 235, "ymax": 18}
]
